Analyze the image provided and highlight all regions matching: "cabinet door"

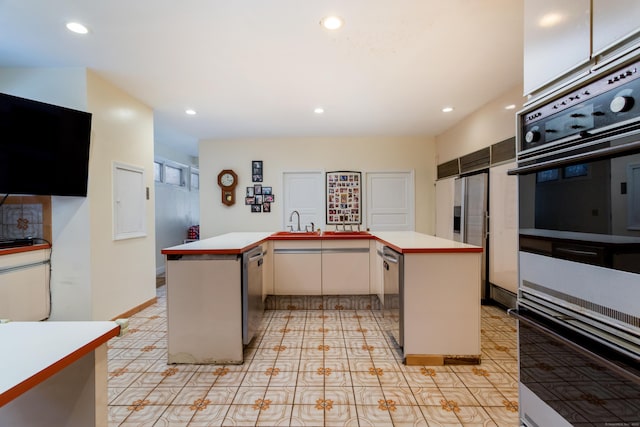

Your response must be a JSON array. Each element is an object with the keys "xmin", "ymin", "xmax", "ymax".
[
  {"xmin": 0, "ymin": 250, "xmax": 50, "ymax": 321},
  {"xmin": 322, "ymin": 240, "xmax": 370, "ymax": 295},
  {"xmin": 524, "ymin": 0, "xmax": 591, "ymax": 95},
  {"xmin": 593, "ymin": 0, "xmax": 640, "ymax": 56},
  {"xmin": 370, "ymin": 241, "xmax": 384, "ymax": 301},
  {"xmin": 273, "ymin": 241, "xmax": 322, "ymax": 295},
  {"xmin": 262, "ymin": 241, "xmax": 273, "ymax": 299}
]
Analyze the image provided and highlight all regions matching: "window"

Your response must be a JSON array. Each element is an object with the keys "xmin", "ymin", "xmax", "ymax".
[
  {"xmin": 191, "ymin": 169, "xmax": 200, "ymax": 190},
  {"xmin": 154, "ymin": 161, "xmax": 163, "ymax": 182},
  {"xmin": 165, "ymin": 164, "xmax": 183, "ymax": 186}
]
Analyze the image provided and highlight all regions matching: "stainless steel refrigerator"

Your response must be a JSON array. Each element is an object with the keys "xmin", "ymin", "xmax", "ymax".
[{"xmin": 453, "ymin": 172, "xmax": 488, "ymax": 300}]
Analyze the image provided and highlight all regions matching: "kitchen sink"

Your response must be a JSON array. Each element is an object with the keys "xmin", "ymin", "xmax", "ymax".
[
  {"xmin": 271, "ymin": 231, "xmax": 320, "ymax": 237},
  {"xmin": 322, "ymin": 231, "xmax": 371, "ymax": 236}
]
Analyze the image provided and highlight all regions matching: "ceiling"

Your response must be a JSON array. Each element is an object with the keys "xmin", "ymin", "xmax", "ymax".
[{"xmin": 0, "ymin": 1, "xmax": 524, "ymax": 157}]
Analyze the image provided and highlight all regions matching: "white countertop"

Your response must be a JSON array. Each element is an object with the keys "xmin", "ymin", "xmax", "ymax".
[
  {"xmin": 0, "ymin": 321, "xmax": 120, "ymax": 406},
  {"xmin": 162, "ymin": 231, "xmax": 481, "ymax": 255}
]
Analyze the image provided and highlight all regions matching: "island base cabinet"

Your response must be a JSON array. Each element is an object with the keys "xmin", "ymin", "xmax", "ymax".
[
  {"xmin": 273, "ymin": 241, "xmax": 322, "ymax": 295},
  {"xmin": 321, "ymin": 240, "xmax": 370, "ymax": 294},
  {"xmin": 0, "ymin": 345, "xmax": 107, "ymax": 427},
  {"xmin": 403, "ymin": 252, "xmax": 481, "ymax": 364},
  {"xmin": 166, "ymin": 256, "xmax": 243, "ymax": 364}
]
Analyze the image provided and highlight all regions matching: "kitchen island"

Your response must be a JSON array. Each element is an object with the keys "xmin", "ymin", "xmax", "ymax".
[{"xmin": 162, "ymin": 231, "xmax": 482, "ymax": 365}]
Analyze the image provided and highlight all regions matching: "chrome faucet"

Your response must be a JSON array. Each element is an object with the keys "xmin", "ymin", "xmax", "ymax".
[{"xmin": 289, "ymin": 210, "xmax": 301, "ymax": 232}]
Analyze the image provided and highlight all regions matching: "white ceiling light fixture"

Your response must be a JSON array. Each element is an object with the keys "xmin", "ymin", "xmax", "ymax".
[
  {"xmin": 504, "ymin": 104, "xmax": 516, "ymax": 110},
  {"xmin": 314, "ymin": 107, "xmax": 325, "ymax": 114},
  {"xmin": 66, "ymin": 22, "xmax": 89, "ymax": 34},
  {"xmin": 539, "ymin": 13, "xmax": 563, "ymax": 28},
  {"xmin": 185, "ymin": 109, "xmax": 197, "ymax": 115},
  {"xmin": 321, "ymin": 16, "xmax": 343, "ymax": 30},
  {"xmin": 442, "ymin": 107, "xmax": 454, "ymax": 113}
]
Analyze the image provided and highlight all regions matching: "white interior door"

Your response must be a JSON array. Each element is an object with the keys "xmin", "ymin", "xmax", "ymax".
[
  {"xmin": 366, "ymin": 171, "xmax": 414, "ymax": 231},
  {"xmin": 282, "ymin": 171, "xmax": 324, "ymax": 230}
]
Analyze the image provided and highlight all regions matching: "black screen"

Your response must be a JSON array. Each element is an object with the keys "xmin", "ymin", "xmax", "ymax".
[{"xmin": 0, "ymin": 93, "xmax": 92, "ymax": 197}]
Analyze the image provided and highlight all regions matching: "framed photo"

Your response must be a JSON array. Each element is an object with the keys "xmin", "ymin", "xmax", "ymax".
[
  {"xmin": 255, "ymin": 195, "xmax": 263, "ymax": 205},
  {"xmin": 246, "ymin": 187, "xmax": 254, "ymax": 197},
  {"xmin": 245, "ymin": 197, "xmax": 255, "ymax": 205},
  {"xmin": 326, "ymin": 171, "xmax": 362, "ymax": 225},
  {"xmin": 263, "ymin": 202, "xmax": 271, "ymax": 213},
  {"xmin": 262, "ymin": 186, "xmax": 272, "ymax": 195},
  {"xmin": 254, "ymin": 184, "xmax": 262, "ymax": 195},
  {"xmin": 252, "ymin": 160, "xmax": 263, "ymax": 182},
  {"xmin": 251, "ymin": 204, "xmax": 262, "ymax": 213},
  {"xmin": 264, "ymin": 194, "xmax": 274, "ymax": 203}
]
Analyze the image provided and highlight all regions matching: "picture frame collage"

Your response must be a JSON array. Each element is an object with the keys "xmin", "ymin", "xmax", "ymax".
[
  {"xmin": 326, "ymin": 171, "xmax": 361, "ymax": 224},
  {"xmin": 246, "ymin": 161, "xmax": 274, "ymax": 213}
]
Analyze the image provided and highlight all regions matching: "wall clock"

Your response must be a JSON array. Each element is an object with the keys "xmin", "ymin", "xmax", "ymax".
[{"xmin": 217, "ymin": 169, "xmax": 238, "ymax": 206}]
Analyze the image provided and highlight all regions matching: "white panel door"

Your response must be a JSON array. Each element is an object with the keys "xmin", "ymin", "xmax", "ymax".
[
  {"xmin": 366, "ymin": 171, "xmax": 414, "ymax": 231},
  {"xmin": 489, "ymin": 162, "xmax": 518, "ymax": 293},
  {"xmin": 282, "ymin": 171, "xmax": 324, "ymax": 230},
  {"xmin": 435, "ymin": 177, "xmax": 455, "ymax": 239}
]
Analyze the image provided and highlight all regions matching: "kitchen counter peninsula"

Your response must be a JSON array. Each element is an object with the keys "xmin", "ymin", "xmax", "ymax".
[{"xmin": 162, "ymin": 231, "xmax": 482, "ymax": 365}]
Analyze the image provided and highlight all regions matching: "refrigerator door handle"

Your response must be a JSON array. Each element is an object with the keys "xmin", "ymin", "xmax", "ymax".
[{"xmin": 485, "ymin": 211, "xmax": 490, "ymax": 238}]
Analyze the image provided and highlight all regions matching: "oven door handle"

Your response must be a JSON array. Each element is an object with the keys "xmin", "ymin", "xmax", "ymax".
[
  {"xmin": 508, "ymin": 308, "xmax": 640, "ymax": 383},
  {"xmin": 507, "ymin": 139, "xmax": 640, "ymax": 175}
]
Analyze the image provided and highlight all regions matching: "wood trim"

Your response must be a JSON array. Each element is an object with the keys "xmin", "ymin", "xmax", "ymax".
[
  {"xmin": 405, "ymin": 354, "xmax": 481, "ymax": 366},
  {"xmin": 0, "ymin": 325, "xmax": 120, "ymax": 407},
  {"xmin": 111, "ymin": 297, "xmax": 157, "ymax": 321}
]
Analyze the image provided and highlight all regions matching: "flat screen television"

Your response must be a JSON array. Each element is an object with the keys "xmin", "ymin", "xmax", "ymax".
[{"xmin": 0, "ymin": 92, "xmax": 92, "ymax": 197}]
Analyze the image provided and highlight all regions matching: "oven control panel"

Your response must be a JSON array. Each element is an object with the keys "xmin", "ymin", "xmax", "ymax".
[{"xmin": 520, "ymin": 59, "xmax": 640, "ymax": 152}]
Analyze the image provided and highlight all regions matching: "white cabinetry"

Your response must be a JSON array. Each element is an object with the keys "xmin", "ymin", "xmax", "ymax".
[
  {"xmin": 370, "ymin": 241, "xmax": 384, "ymax": 301},
  {"xmin": 0, "ymin": 248, "xmax": 50, "ymax": 321},
  {"xmin": 593, "ymin": 1, "xmax": 640, "ymax": 57},
  {"xmin": 523, "ymin": 0, "xmax": 591, "ymax": 95},
  {"xmin": 273, "ymin": 240, "xmax": 322, "ymax": 295},
  {"xmin": 321, "ymin": 240, "xmax": 369, "ymax": 294}
]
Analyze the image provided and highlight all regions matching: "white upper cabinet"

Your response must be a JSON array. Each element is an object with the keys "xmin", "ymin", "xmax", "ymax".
[
  {"xmin": 592, "ymin": 0, "xmax": 640, "ymax": 58},
  {"xmin": 524, "ymin": 0, "xmax": 591, "ymax": 96}
]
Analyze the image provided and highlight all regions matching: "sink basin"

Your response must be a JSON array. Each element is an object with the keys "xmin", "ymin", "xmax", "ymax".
[
  {"xmin": 271, "ymin": 231, "xmax": 320, "ymax": 237},
  {"xmin": 322, "ymin": 231, "xmax": 371, "ymax": 236}
]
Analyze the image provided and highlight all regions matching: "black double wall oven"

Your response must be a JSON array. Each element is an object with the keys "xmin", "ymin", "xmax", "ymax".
[{"xmin": 510, "ymin": 56, "xmax": 640, "ymax": 426}]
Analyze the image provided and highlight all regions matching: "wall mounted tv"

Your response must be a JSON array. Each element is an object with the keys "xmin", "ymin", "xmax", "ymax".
[{"xmin": 0, "ymin": 92, "xmax": 92, "ymax": 197}]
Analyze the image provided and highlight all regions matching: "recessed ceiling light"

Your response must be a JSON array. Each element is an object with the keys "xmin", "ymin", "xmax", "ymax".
[
  {"xmin": 539, "ymin": 13, "xmax": 563, "ymax": 28},
  {"xmin": 504, "ymin": 104, "xmax": 516, "ymax": 110},
  {"xmin": 314, "ymin": 107, "xmax": 325, "ymax": 114},
  {"xmin": 66, "ymin": 22, "xmax": 89, "ymax": 34},
  {"xmin": 185, "ymin": 109, "xmax": 197, "ymax": 115},
  {"xmin": 321, "ymin": 16, "xmax": 343, "ymax": 30},
  {"xmin": 442, "ymin": 107, "xmax": 454, "ymax": 113}
]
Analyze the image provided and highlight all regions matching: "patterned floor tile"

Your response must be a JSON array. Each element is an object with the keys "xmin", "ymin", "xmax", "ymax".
[{"xmin": 108, "ymin": 286, "xmax": 518, "ymax": 426}]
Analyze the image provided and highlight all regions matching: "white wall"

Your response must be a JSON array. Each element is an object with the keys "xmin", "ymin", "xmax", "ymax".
[
  {"xmin": 0, "ymin": 67, "xmax": 156, "ymax": 320},
  {"xmin": 154, "ymin": 141, "xmax": 200, "ymax": 274},
  {"xmin": 199, "ymin": 136, "xmax": 436, "ymax": 238}
]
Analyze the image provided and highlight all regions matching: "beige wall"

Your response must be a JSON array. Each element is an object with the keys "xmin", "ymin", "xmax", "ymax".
[
  {"xmin": 435, "ymin": 84, "xmax": 525, "ymax": 163},
  {"xmin": 86, "ymin": 70, "xmax": 156, "ymax": 320},
  {"xmin": 199, "ymin": 136, "xmax": 436, "ymax": 237},
  {"xmin": 0, "ymin": 67, "xmax": 156, "ymax": 320}
]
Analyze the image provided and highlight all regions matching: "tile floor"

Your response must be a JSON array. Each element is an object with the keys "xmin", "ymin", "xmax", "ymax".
[{"xmin": 108, "ymin": 286, "xmax": 519, "ymax": 426}]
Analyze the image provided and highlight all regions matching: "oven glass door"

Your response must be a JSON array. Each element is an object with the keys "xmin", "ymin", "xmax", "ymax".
[
  {"xmin": 514, "ymin": 308, "xmax": 640, "ymax": 426},
  {"xmin": 518, "ymin": 136, "xmax": 640, "ymax": 274}
]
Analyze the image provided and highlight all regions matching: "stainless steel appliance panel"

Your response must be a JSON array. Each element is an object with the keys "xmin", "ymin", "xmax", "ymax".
[
  {"xmin": 242, "ymin": 245, "xmax": 264, "ymax": 345},
  {"xmin": 382, "ymin": 246, "xmax": 403, "ymax": 348}
]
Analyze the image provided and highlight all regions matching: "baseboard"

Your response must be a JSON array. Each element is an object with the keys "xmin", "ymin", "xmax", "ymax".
[
  {"xmin": 405, "ymin": 354, "xmax": 481, "ymax": 366},
  {"xmin": 489, "ymin": 283, "xmax": 517, "ymax": 309},
  {"xmin": 111, "ymin": 297, "xmax": 157, "ymax": 321}
]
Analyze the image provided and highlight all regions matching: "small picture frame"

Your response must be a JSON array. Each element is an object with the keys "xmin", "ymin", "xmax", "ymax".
[
  {"xmin": 246, "ymin": 187, "xmax": 254, "ymax": 197},
  {"xmin": 263, "ymin": 202, "xmax": 271, "ymax": 213},
  {"xmin": 245, "ymin": 197, "xmax": 255, "ymax": 205},
  {"xmin": 262, "ymin": 186, "xmax": 272, "ymax": 195},
  {"xmin": 252, "ymin": 160, "xmax": 263, "ymax": 182},
  {"xmin": 254, "ymin": 184, "xmax": 262, "ymax": 195},
  {"xmin": 251, "ymin": 204, "xmax": 262, "ymax": 213},
  {"xmin": 255, "ymin": 195, "xmax": 263, "ymax": 205},
  {"xmin": 264, "ymin": 194, "xmax": 274, "ymax": 203}
]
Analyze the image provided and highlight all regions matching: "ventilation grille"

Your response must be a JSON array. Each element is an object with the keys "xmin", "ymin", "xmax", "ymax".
[
  {"xmin": 522, "ymin": 280, "xmax": 640, "ymax": 330},
  {"xmin": 437, "ymin": 159, "xmax": 460, "ymax": 179},
  {"xmin": 491, "ymin": 137, "xmax": 516, "ymax": 164},
  {"xmin": 459, "ymin": 147, "xmax": 490, "ymax": 173}
]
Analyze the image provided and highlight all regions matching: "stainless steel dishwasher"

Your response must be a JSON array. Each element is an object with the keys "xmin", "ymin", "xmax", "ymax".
[
  {"xmin": 382, "ymin": 246, "xmax": 404, "ymax": 348},
  {"xmin": 242, "ymin": 245, "xmax": 264, "ymax": 345}
]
